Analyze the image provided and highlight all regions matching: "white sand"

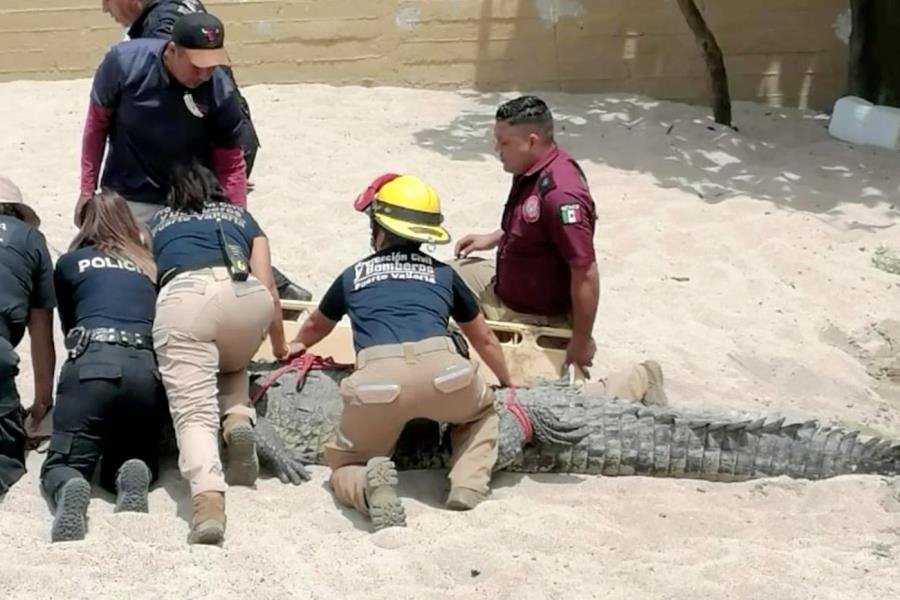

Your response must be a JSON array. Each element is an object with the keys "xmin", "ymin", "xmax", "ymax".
[{"xmin": 1, "ymin": 80, "xmax": 899, "ymax": 599}]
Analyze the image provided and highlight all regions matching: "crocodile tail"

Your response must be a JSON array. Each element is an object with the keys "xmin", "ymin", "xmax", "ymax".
[{"xmin": 588, "ymin": 406, "xmax": 900, "ymax": 481}]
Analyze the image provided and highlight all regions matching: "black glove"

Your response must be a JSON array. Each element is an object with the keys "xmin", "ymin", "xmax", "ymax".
[{"xmin": 254, "ymin": 417, "xmax": 312, "ymax": 485}]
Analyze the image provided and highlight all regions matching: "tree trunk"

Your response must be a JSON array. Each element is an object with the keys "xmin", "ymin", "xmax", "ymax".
[
  {"xmin": 676, "ymin": 0, "xmax": 732, "ymax": 127},
  {"xmin": 873, "ymin": 0, "xmax": 900, "ymax": 106},
  {"xmin": 848, "ymin": 0, "xmax": 900, "ymax": 107},
  {"xmin": 848, "ymin": 0, "xmax": 874, "ymax": 99}
]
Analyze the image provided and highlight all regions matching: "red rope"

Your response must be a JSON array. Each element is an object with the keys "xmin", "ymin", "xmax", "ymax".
[
  {"xmin": 250, "ymin": 353, "xmax": 353, "ymax": 406},
  {"xmin": 505, "ymin": 387, "xmax": 533, "ymax": 443}
]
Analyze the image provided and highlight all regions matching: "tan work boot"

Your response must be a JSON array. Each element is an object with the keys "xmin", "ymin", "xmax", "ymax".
[
  {"xmin": 364, "ymin": 457, "xmax": 406, "ymax": 532},
  {"xmin": 446, "ymin": 487, "xmax": 487, "ymax": 511},
  {"xmin": 641, "ymin": 360, "xmax": 668, "ymax": 406},
  {"xmin": 188, "ymin": 491, "xmax": 226, "ymax": 545},
  {"xmin": 223, "ymin": 414, "xmax": 258, "ymax": 486}
]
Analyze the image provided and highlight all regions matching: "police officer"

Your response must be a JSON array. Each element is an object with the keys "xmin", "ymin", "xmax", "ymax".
[
  {"xmin": 287, "ymin": 174, "xmax": 514, "ymax": 532},
  {"xmin": 150, "ymin": 162, "xmax": 287, "ymax": 545},
  {"xmin": 100, "ymin": 0, "xmax": 262, "ymax": 179},
  {"xmin": 83, "ymin": 9, "xmax": 311, "ymax": 310},
  {"xmin": 0, "ymin": 175, "xmax": 56, "ymax": 496},
  {"xmin": 40, "ymin": 192, "xmax": 167, "ymax": 542},
  {"xmin": 453, "ymin": 95, "xmax": 667, "ymax": 404}
]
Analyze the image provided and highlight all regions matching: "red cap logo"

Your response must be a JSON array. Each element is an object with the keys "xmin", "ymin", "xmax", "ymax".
[{"xmin": 201, "ymin": 27, "xmax": 217, "ymax": 43}]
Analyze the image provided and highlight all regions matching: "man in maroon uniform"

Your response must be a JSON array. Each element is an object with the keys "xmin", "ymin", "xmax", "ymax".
[{"xmin": 454, "ymin": 96, "xmax": 665, "ymax": 403}]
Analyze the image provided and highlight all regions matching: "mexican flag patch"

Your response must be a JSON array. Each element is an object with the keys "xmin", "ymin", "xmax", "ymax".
[{"xmin": 559, "ymin": 203, "xmax": 582, "ymax": 225}]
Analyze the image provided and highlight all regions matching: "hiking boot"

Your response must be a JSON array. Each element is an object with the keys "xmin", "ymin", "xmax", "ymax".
[
  {"xmin": 223, "ymin": 415, "xmax": 258, "ymax": 486},
  {"xmin": 115, "ymin": 459, "xmax": 151, "ymax": 513},
  {"xmin": 188, "ymin": 491, "xmax": 226, "ymax": 545},
  {"xmin": 274, "ymin": 267, "xmax": 312, "ymax": 321},
  {"xmin": 446, "ymin": 487, "xmax": 487, "ymax": 511},
  {"xmin": 641, "ymin": 360, "xmax": 668, "ymax": 407},
  {"xmin": 364, "ymin": 457, "xmax": 406, "ymax": 532},
  {"xmin": 51, "ymin": 477, "xmax": 91, "ymax": 542}
]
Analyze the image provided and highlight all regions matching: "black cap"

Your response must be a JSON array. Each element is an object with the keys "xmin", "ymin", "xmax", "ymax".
[{"xmin": 171, "ymin": 13, "xmax": 229, "ymax": 68}]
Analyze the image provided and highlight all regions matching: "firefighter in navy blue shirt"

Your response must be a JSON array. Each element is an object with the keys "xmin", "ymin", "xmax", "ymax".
[
  {"xmin": 288, "ymin": 174, "xmax": 514, "ymax": 532},
  {"xmin": 100, "ymin": 0, "xmax": 262, "ymax": 179},
  {"xmin": 150, "ymin": 162, "xmax": 286, "ymax": 545},
  {"xmin": 40, "ymin": 191, "xmax": 167, "ymax": 542},
  {"xmin": 0, "ymin": 175, "xmax": 56, "ymax": 496}
]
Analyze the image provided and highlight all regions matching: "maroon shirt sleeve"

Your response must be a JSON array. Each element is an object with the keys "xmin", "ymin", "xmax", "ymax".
[
  {"xmin": 80, "ymin": 103, "xmax": 112, "ymax": 197},
  {"xmin": 542, "ymin": 189, "xmax": 596, "ymax": 268},
  {"xmin": 209, "ymin": 74, "xmax": 247, "ymax": 206},
  {"xmin": 80, "ymin": 47, "xmax": 122, "ymax": 197},
  {"xmin": 211, "ymin": 146, "xmax": 247, "ymax": 207}
]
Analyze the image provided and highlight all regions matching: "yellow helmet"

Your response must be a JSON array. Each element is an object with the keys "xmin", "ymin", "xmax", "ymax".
[{"xmin": 369, "ymin": 174, "xmax": 450, "ymax": 245}]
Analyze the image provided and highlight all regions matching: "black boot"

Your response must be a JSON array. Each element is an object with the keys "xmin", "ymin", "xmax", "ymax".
[
  {"xmin": 115, "ymin": 459, "xmax": 150, "ymax": 513},
  {"xmin": 51, "ymin": 477, "xmax": 91, "ymax": 542},
  {"xmin": 272, "ymin": 267, "xmax": 312, "ymax": 320}
]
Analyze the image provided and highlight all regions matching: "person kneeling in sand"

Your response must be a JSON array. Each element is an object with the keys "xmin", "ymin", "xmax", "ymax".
[
  {"xmin": 0, "ymin": 175, "xmax": 55, "ymax": 496},
  {"xmin": 286, "ymin": 174, "xmax": 514, "ymax": 531},
  {"xmin": 150, "ymin": 162, "xmax": 287, "ymax": 545},
  {"xmin": 452, "ymin": 95, "xmax": 666, "ymax": 404},
  {"xmin": 40, "ymin": 192, "xmax": 167, "ymax": 542}
]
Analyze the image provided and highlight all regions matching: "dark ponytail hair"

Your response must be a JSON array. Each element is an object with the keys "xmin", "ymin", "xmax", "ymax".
[{"xmin": 167, "ymin": 161, "xmax": 230, "ymax": 214}]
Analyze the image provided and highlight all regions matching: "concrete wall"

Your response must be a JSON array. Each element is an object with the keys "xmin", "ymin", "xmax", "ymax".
[{"xmin": 0, "ymin": 0, "xmax": 850, "ymax": 109}]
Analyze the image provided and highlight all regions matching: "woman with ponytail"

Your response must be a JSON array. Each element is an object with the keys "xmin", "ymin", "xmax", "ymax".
[
  {"xmin": 149, "ymin": 161, "xmax": 285, "ymax": 545},
  {"xmin": 41, "ymin": 191, "xmax": 167, "ymax": 542}
]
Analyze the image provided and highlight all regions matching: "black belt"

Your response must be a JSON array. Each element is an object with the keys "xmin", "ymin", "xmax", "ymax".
[
  {"xmin": 65, "ymin": 326, "xmax": 153, "ymax": 360},
  {"xmin": 157, "ymin": 260, "xmax": 227, "ymax": 290}
]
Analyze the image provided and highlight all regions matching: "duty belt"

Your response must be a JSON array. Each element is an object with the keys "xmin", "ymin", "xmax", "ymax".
[
  {"xmin": 65, "ymin": 326, "xmax": 153, "ymax": 360},
  {"xmin": 356, "ymin": 336, "xmax": 456, "ymax": 368},
  {"xmin": 157, "ymin": 259, "xmax": 227, "ymax": 290}
]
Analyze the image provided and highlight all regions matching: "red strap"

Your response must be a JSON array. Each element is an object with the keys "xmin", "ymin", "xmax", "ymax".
[
  {"xmin": 250, "ymin": 353, "xmax": 353, "ymax": 406},
  {"xmin": 353, "ymin": 172, "xmax": 400, "ymax": 212},
  {"xmin": 505, "ymin": 387, "xmax": 533, "ymax": 443}
]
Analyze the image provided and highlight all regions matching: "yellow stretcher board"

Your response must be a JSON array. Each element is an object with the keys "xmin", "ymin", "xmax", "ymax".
[{"xmin": 256, "ymin": 300, "xmax": 585, "ymax": 386}]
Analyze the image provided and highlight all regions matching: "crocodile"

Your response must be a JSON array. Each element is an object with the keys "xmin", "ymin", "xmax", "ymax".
[{"xmin": 245, "ymin": 358, "xmax": 900, "ymax": 485}]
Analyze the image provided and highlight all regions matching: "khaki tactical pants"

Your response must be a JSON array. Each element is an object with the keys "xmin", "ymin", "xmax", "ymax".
[
  {"xmin": 449, "ymin": 257, "xmax": 570, "ymax": 327},
  {"xmin": 449, "ymin": 257, "xmax": 653, "ymax": 401},
  {"xmin": 153, "ymin": 267, "xmax": 273, "ymax": 497},
  {"xmin": 324, "ymin": 336, "xmax": 498, "ymax": 515}
]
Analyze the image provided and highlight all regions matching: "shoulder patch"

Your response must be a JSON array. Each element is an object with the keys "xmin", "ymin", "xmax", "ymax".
[
  {"xmin": 537, "ymin": 171, "xmax": 556, "ymax": 196},
  {"xmin": 559, "ymin": 203, "xmax": 583, "ymax": 225}
]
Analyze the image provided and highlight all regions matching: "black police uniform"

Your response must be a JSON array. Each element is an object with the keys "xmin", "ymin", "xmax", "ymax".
[
  {"xmin": 0, "ymin": 214, "xmax": 56, "ymax": 494},
  {"xmin": 39, "ymin": 246, "xmax": 167, "ymax": 500},
  {"xmin": 127, "ymin": 0, "xmax": 261, "ymax": 177}
]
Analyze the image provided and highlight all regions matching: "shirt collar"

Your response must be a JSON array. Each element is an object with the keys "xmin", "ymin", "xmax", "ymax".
[
  {"xmin": 127, "ymin": 0, "xmax": 161, "ymax": 39},
  {"xmin": 523, "ymin": 144, "xmax": 560, "ymax": 177}
]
